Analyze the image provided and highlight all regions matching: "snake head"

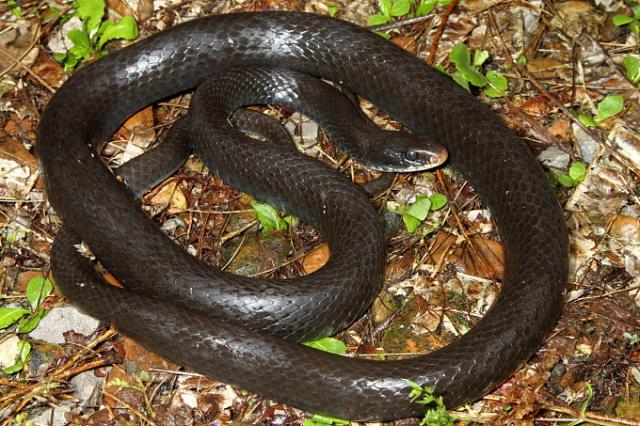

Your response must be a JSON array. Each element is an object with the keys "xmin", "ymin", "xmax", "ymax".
[{"xmin": 369, "ymin": 131, "xmax": 448, "ymax": 172}]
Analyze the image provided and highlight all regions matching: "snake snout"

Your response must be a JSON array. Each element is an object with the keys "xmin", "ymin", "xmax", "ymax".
[
  {"xmin": 375, "ymin": 133, "xmax": 448, "ymax": 172},
  {"xmin": 406, "ymin": 144, "xmax": 448, "ymax": 169}
]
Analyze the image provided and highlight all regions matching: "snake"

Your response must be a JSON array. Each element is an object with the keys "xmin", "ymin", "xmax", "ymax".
[{"xmin": 37, "ymin": 11, "xmax": 568, "ymax": 421}]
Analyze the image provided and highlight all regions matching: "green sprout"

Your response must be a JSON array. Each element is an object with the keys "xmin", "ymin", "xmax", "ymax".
[
  {"xmin": 577, "ymin": 95, "xmax": 625, "ymax": 128},
  {"xmin": 0, "ymin": 276, "xmax": 53, "ymax": 374},
  {"xmin": 53, "ymin": 0, "xmax": 139, "ymax": 71},
  {"xmin": 612, "ymin": 5, "xmax": 640, "ymax": 38}
]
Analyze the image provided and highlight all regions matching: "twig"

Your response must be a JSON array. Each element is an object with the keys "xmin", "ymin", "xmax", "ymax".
[
  {"xmin": 102, "ymin": 391, "xmax": 157, "ymax": 425},
  {"xmin": 427, "ymin": 0, "xmax": 459, "ymax": 65},
  {"xmin": 369, "ymin": 14, "xmax": 435, "ymax": 32}
]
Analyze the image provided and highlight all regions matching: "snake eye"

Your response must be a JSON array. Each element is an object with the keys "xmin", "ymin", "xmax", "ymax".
[{"xmin": 405, "ymin": 150, "xmax": 419, "ymax": 161}]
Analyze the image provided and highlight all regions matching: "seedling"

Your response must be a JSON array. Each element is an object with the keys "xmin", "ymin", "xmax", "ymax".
[
  {"xmin": 396, "ymin": 193, "xmax": 447, "ymax": 233},
  {"xmin": 54, "ymin": 0, "xmax": 139, "ymax": 71},
  {"xmin": 0, "ymin": 276, "xmax": 53, "ymax": 374},
  {"xmin": 439, "ymin": 44, "xmax": 508, "ymax": 98},
  {"xmin": 407, "ymin": 380, "xmax": 454, "ymax": 426},
  {"xmin": 552, "ymin": 162, "xmax": 587, "ymax": 188},
  {"xmin": 623, "ymin": 56, "xmax": 640, "ymax": 85},
  {"xmin": 368, "ymin": 0, "xmax": 451, "ymax": 38},
  {"xmin": 577, "ymin": 96, "xmax": 625, "ymax": 128},
  {"xmin": 612, "ymin": 5, "xmax": 640, "ymax": 39}
]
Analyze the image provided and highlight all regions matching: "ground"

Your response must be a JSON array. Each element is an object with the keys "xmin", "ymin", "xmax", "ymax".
[{"xmin": 1, "ymin": 0, "xmax": 639, "ymax": 424}]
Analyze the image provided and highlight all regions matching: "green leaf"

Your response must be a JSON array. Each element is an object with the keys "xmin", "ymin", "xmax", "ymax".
[
  {"xmin": 390, "ymin": 0, "xmax": 412, "ymax": 16},
  {"xmin": 577, "ymin": 113, "xmax": 597, "ymax": 128},
  {"xmin": 368, "ymin": 14, "xmax": 390, "ymax": 26},
  {"xmin": 556, "ymin": 173, "xmax": 574, "ymax": 188},
  {"xmin": 17, "ymin": 310, "xmax": 46, "ymax": 334},
  {"xmin": 612, "ymin": 14, "xmax": 634, "ymax": 26},
  {"xmin": 26, "ymin": 276, "xmax": 53, "ymax": 310},
  {"xmin": 483, "ymin": 69, "xmax": 508, "ymax": 98},
  {"xmin": 434, "ymin": 64, "xmax": 449, "ymax": 75},
  {"xmin": 473, "ymin": 49, "xmax": 489, "ymax": 67},
  {"xmin": 251, "ymin": 201, "xmax": 288, "ymax": 233},
  {"xmin": 517, "ymin": 54, "xmax": 527, "ymax": 66},
  {"xmin": 97, "ymin": 15, "xmax": 139, "ymax": 49},
  {"xmin": 304, "ymin": 415, "xmax": 350, "ymax": 425},
  {"xmin": 374, "ymin": 30, "xmax": 392, "ymax": 39},
  {"xmin": 451, "ymin": 71, "xmax": 470, "ymax": 90},
  {"xmin": 429, "ymin": 193, "xmax": 447, "ymax": 210},
  {"xmin": 568, "ymin": 162, "xmax": 586, "ymax": 183},
  {"xmin": 406, "ymin": 195, "xmax": 431, "ymax": 221},
  {"xmin": 449, "ymin": 44, "xmax": 487, "ymax": 87},
  {"xmin": 75, "ymin": 0, "xmax": 105, "ymax": 33},
  {"xmin": 594, "ymin": 95, "xmax": 624, "ymax": 123},
  {"xmin": 326, "ymin": 2, "xmax": 340, "ymax": 17},
  {"xmin": 303, "ymin": 337, "xmax": 347, "ymax": 355},
  {"xmin": 67, "ymin": 29, "xmax": 92, "ymax": 50},
  {"xmin": 0, "ymin": 308, "xmax": 30, "ymax": 329},
  {"xmin": 3, "ymin": 340, "xmax": 31, "ymax": 375},
  {"xmin": 623, "ymin": 56, "xmax": 640, "ymax": 83},
  {"xmin": 403, "ymin": 213, "xmax": 422, "ymax": 232},
  {"xmin": 416, "ymin": 0, "xmax": 437, "ymax": 16},
  {"xmin": 77, "ymin": 4, "xmax": 104, "ymax": 29},
  {"xmin": 379, "ymin": 0, "xmax": 393, "ymax": 18}
]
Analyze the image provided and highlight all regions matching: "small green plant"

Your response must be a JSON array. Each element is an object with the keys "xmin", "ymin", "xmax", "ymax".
[
  {"xmin": 368, "ymin": 0, "xmax": 451, "ymax": 38},
  {"xmin": 516, "ymin": 54, "xmax": 527, "ymax": 66},
  {"xmin": 54, "ymin": 0, "xmax": 139, "ymax": 72},
  {"xmin": 303, "ymin": 414, "xmax": 350, "ymax": 426},
  {"xmin": 6, "ymin": 0, "xmax": 23, "ymax": 18},
  {"xmin": 396, "ymin": 193, "xmax": 447, "ymax": 233},
  {"xmin": 251, "ymin": 200, "xmax": 295, "ymax": 233},
  {"xmin": 551, "ymin": 162, "xmax": 587, "ymax": 188},
  {"xmin": 612, "ymin": 5, "xmax": 640, "ymax": 38},
  {"xmin": 438, "ymin": 44, "xmax": 508, "ymax": 98},
  {"xmin": 325, "ymin": 2, "xmax": 340, "ymax": 17},
  {"xmin": 407, "ymin": 381, "xmax": 454, "ymax": 426},
  {"xmin": 303, "ymin": 337, "xmax": 347, "ymax": 355},
  {"xmin": 0, "ymin": 276, "xmax": 53, "ymax": 374},
  {"xmin": 577, "ymin": 95, "xmax": 625, "ymax": 128},
  {"xmin": 623, "ymin": 56, "xmax": 640, "ymax": 85}
]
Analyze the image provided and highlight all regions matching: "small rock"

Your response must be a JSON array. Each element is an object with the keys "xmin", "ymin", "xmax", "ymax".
[
  {"xmin": 28, "ymin": 305, "xmax": 99, "ymax": 344},
  {"xmin": 573, "ymin": 123, "xmax": 600, "ymax": 162},
  {"xmin": 47, "ymin": 17, "xmax": 83, "ymax": 55},
  {"xmin": 0, "ymin": 334, "xmax": 21, "ymax": 368},
  {"xmin": 70, "ymin": 370, "xmax": 105, "ymax": 406},
  {"xmin": 538, "ymin": 146, "xmax": 571, "ymax": 170},
  {"xmin": 30, "ymin": 401, "xmax": 73, "ymax": 426}
]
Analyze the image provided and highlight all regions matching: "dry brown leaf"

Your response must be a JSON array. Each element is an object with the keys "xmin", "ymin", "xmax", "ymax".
[
  {"xmin": 31, "ymin": 50, "xmax": 65, "ymax": 89},
  {"xmin": 302, "ymin": 243, "xmax": 330, "ymax": 274},
  {"xmin": 391, "ymin": 36, "xmax": 416, "ymax": 50},
  {"xmin": 461, "ymin": 237, "xmax": 505, "ymax": 279},
  {"xmin": 148, "ymin": 179, "xmax": 188, "ymax": 214},
  {"xmin": 114, "ymin": 106, "xmax": 156, "ymax": 150}
]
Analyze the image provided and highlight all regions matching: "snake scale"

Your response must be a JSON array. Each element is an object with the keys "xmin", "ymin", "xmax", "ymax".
[{"xmin": 37, "ymin": 12, "xmax": 568, "ymax": 421}]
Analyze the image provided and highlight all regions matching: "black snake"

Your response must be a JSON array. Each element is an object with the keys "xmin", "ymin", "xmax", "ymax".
[{"xmin": 37, "ymin": 12, "xmax": 568, "ymax": 421}]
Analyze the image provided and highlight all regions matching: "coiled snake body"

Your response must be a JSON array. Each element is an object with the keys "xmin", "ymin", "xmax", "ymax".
[{"xmin": 37, "ymin": 12, "xmax": 567, "ymax": 421}]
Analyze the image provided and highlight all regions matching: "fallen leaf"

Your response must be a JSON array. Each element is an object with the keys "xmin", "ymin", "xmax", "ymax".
[
  {"xmin": 148, "ymin": 179, "xmax": 188, "ymax": 214},
  {"xmin": 302, "ymin": 243, "xmax": 330, "ymax": 274}
]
